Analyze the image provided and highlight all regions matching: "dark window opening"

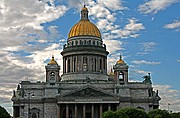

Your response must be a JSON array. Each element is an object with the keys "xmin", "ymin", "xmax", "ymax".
[{"xmin": 68, "ymin": 59, "xmax": 70, "ymax": 72}]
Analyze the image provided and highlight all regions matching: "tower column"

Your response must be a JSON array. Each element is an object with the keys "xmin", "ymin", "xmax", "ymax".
[
  {"xmin": 100, "ymin": 104, "xmax": 102, "ymax": 118},
  {"xmin": 66, "ymin": 105, "xmax": 69, "ymax": 118},
  {"xmin": 76, "ymin": 55, "xmax": 78, "ymax": 72},
  {"xmin": 74, "ymin": 104, "xmax": 77, "ymax": 118},
  {"xmin": 91, "ymin": 104, "xmax": 94, "ymax": 118},
  {"xmin": 57, "ymin": 105, "xmax": 60, "ymax": 118},
  {"xmin": 71, "ymin": 56, "xmax": 73, "ymax": 72},
  {"xmin": 83, "ymin": 104, "xmax": 86, "ymax": 118},
  {"xmin": 108, "ymin": 104, "xmax": 111, "ymax": 111},
  {"xmin": 116, "ymin": 104, "xmax": 119, "ymax": 110}
]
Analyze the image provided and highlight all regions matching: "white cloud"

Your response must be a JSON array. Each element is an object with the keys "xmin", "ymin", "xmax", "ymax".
[
  {"xmin": 164, "ymin": 20, "xmax": 180, "ymax": 30},
  {"xmin": 177, "ymin": 60, "xmax": 180, "ymax": 62},
  {"xmin": 0, "ymin": 0, "xmax": 68, "ymax": 115},
  {"xmin": 132, "ymin": 60, "xmax": 161, "ymax": 65},
  {"xmin": 133, "ymin": 70, "xmax": 151, "ymax": 75},
  {"xmin": 0, "ymin": 0, "xmax": 68, "ymax": 30},
  {"xmin": 138, "ymin": 0, "xmax": 180, "ymax": 14},
  {"xmin": 124, "ymin": 19, "xmax": 145, "ymax": 31},
  {"xmin": 98, "ymin": 0, "xmax": 126, "ymax": 10},
  {"xmin": 154, "ymin": 85, "xmax": 180, "ymax": 112},
  {"xmin": 111, "ymin": 18, "xmax": 145, "ymax": 38},
  {"xmin": 137, "ymin": 42, "xmax": 156, "ymax": 55},
  {"xmin": 104, "ymin": 39, "xmax": 123, "ymax": 54}
]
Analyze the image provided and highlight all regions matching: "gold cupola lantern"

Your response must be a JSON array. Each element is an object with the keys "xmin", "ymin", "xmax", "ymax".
[
  {"xmin": 116, "ymin": 55, "xmax": 126, "ymax": 65},
  {"xmin": 48, "ymin": 55, "xmax": 58, "ymax": 65}
]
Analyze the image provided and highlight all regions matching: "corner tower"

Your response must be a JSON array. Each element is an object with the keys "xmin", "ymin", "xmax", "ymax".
[
  {"xmin": 45, "ymin": 56, "xmax": 60, "ymax": 83},
  {"xmin": 61, "ymin": 6, "xmax": 109, "ymax": 81},
  {"xmin": 113, "ymin": 55, "xmax": 129, "ymax": 84}
]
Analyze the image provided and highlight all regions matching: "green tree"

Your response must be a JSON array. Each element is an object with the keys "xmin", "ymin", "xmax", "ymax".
[
  {"xmin": 103, "ymin": 107, "xmax": 149, "ymax": 118},
  {"xmin": 119, "ymin": 107, "xmax": 149, "ymax": 118},
  {"xmin": 0, "ymin": 106, "xmax": 11, "ymax": 118},
  {"xmin": 170, "ymin": 112, "xmax": 180, "ymax": 118},
  {"xmin": 115, "ymin": 110, "xmax": 129, "ymax": 118},
  {"xmin": 148, "ymin": 109, "xmax": 170, "ymax": 118},
  {"xmin": 103, "ymin": 110, "xmax": 117, "ymax": 118}
]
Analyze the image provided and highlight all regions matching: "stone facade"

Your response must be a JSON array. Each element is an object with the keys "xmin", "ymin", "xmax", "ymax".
[{"xmin": 12, "ymin": 6, "xmax": 160, "ymax": 118}]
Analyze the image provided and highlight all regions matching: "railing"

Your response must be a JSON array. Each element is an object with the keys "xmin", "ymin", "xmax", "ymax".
[{"xmin": 63, "ymin": 44, "xmax": 107, "ymax": 50}]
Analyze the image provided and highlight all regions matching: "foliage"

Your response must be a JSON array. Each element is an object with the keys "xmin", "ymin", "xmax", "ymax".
[
  {"xmin": 148, "ymin": 109, "xmax": 170, "ymax": 118},
  {"xmin": 103, "ymin": 110, "xmax": 117, "ymax": 118},
  {"xmin": 0, "ymin": 106, "xmax": 11, "ymax": 118},
  {"xmin": 103, "ymin": 107, "xmax": 180, "ymax": 118},
  {"xmin": 118, "ymin": 107, "xmax": 149, "ymax": 118},
  {"xmin": 170, "ymin": 112, "xmax": 180, "ymax": 118},
  {"xmin": 103, "ymin": 107, "xmax": 148, "ymax": 118},
  {"xmin": 115, "ymin": 110, "xmax": 129, "ymax": 118}
]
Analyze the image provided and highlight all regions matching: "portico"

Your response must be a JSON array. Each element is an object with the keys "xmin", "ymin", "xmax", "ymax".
[
  {"xmin": 57, "ymin": 103, "xmax": 119, "ymax": 118},
  {"xmin": 57, "ymin": 86, "xmax": 119, "ymax": 118}
]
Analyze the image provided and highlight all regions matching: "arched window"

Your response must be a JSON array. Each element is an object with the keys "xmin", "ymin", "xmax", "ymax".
[
  {"xmin": 83, "ymin": 57, "xmax": 87, "ymax": 71},
  {"xmin": 72, "ymin": 41, "xmax": 74, "ymax": 46},
  {"xmin": 84, "ymin": 40, "xmax": 86, "ymax": 45},
  {"xmin": 93, "ymin": 41, "xmax": 95, "ymax": 45},
  {"xmin": 32, "ymin": 113, "xmax": 37, "ymax": 118},
  {"xmin": 119, "ymin": 72, "xmax": 124, "ymax": 81},
  {"xmin": 76, "ymin": 41, "xmax": 78, "ymax": 45},
  {"xmin": 89, "ymin": 40, "xmax": 91, "ymax": 45}
]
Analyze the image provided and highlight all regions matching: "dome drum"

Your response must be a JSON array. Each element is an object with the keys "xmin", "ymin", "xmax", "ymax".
[
  {"xmin": 61, "ymin": 45, "xmax": 108, "ymax": 57},
  {"xmin": 65, "ymin": 36, "xmax": 104, "ymax": 50}
]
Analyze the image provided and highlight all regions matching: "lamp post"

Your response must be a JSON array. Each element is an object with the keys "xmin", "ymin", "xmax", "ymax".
[
  {"xmin": 168, "ymin": 103, "xmax": 170, "ymax": 113},
  {"xmin": 27, "ymin": 92, "xmax": 34, "ymax": 118}
]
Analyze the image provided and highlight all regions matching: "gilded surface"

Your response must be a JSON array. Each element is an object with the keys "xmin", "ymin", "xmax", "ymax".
[
  {"xmin": 48, "ymin": 56, "xmax": 58, "ymax": 65},
  {"xmin": 68, "ymin": 20, "xmax": 101, "ymax": 38}
]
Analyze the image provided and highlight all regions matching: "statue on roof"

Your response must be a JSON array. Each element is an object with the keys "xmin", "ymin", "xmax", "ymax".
[{"xmin": 142, "ymin": 73, "xmax": 152, "ymax": 84}]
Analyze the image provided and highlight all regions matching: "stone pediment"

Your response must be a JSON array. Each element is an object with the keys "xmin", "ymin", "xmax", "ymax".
[{"xmin": 62, "ymin": 86, "xmax": 115, "ymax": 97}]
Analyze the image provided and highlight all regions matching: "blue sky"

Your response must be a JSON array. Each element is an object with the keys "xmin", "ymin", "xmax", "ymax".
[{"xmin": 0, "ymin": 0, "xmax": 180, "ymax": 115}]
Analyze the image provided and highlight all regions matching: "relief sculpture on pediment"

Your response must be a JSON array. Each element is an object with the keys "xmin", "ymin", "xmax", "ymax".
[{"xmin": 65, "ymin": 88, "xmax": 112, "ymax": 97}]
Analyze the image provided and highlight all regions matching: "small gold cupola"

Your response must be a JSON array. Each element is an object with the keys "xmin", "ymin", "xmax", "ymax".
[
  {"xmin": 48, "ymin": 55, "xmax": 58, "ymax": 65},
  {"xmin": 116, "ymin": 55, "xmax": 125, "ymax": 64}
]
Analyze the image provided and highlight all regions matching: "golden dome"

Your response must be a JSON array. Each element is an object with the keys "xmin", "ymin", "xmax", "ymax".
[
  {"xmin": 48, "ymin": 55, "xmax": 58, "ymax": 65},
  {"xmin": 117, "ymin": 55, "xmax": 125, "ymax": 64},
  {"xmin": 68, "ymin": 20, "xmax": 101, "ymax": 38},
  {"xmin": 68, "ymin": 6, "xmax": 101, "ymax": 38}
]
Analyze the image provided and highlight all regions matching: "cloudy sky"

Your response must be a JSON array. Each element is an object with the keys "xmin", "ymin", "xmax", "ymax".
[{"xmin": 0, "ymin": 0, "xmax": 180, "ymax": 115}]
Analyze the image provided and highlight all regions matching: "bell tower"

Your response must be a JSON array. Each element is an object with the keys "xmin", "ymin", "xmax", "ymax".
[
  {"xmin": 45, "ymin": 56, "xmax": 60, "ymax": 83},
  {"xmin": 113, "ymin": 55, "xmax": 129, "ymax": 84}
]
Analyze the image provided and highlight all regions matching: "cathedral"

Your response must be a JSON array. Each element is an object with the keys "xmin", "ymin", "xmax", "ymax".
[{"xmin": 12, "ymin": 6, "xmax": 160, "ymax": 118}]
